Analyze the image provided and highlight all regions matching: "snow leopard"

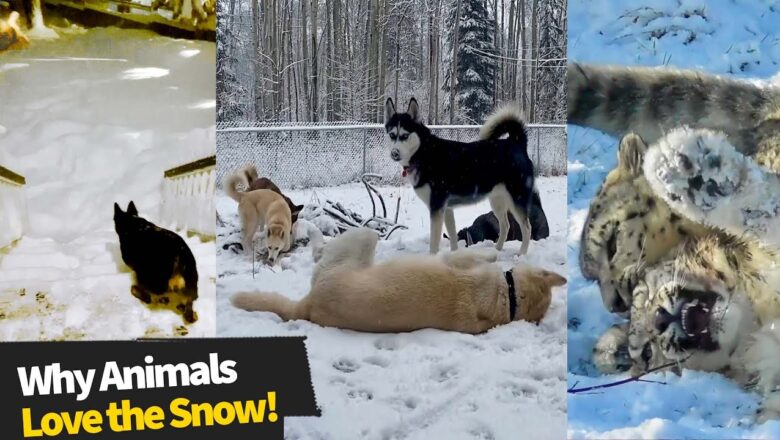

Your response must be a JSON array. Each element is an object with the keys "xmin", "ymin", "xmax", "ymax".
[
  {"xmin": 570, "ymin": 62, "xmax": 780, "ymax": 314},
  {"xmin": 570, "ymin": 63, "xmax": 780, "ymax": 421},
  {"xmin": 593, "ymin": 169, "xmax": 780, "ymax": 421}
]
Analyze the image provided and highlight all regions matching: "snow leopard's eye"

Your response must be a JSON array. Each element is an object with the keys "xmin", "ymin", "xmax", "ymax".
[
  {"xmin": 641, "ymin": 342, "xmax": 653, "ymax": 366},
  {"xmin": 606, "ymin": 230, "xmax": 618, "ymax": 261}
]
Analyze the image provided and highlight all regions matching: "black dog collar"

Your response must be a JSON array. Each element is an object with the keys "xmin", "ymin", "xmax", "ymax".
[{"xmin": 505, "ymin": 270, "xmax": 517, "ymax": 321}]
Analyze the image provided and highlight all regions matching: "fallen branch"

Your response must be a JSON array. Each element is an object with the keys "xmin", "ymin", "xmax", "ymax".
[{"xmin": 568, "ymin": 358, "xmax": 688, "ymax": 394}]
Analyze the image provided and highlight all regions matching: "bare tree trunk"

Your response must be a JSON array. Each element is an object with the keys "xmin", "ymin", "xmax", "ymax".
[
  {"xmin": 301, "ymin": 0, "xmax": 310, "ymax": 120},
  {"xmin": 508, "ymin": 0, "xmax": 516, "ymax": 101},
  {"xmin": 519, "ymin": 0, "xmax": 526, "ymax": 115},
  {"xmin": 376, "ymin": 0, "xmax": 388, "ymax": 122},
  {"xmin": 311, "ymin": 0, "xmax": 319, "ymax": 122},
  {"xmin": 529, "ymin": 0, "xmax": 538, "ymax": 122},
  {"xmin": 278, "ymin": 0, "xmax": 283, "ymax": 118},
  {"xmin": 365, "ymin": 0, "xmax": 378, "ymax": 120},
  {"xmin": 289, "ymin": 1, "xmax": 301, "ymax": 122},
  {"xmin": 449, "ymin": 0, "xmax": 462, "ymax": 123},
  {"xmin": 333, "ymin": 0, "xmax": 343, "ymax": 119},
  {"xmin": 252, "ymin": 0, "xmax": 262, "ymax": 120},
  {"xmin": 427, "ymin": 2, "xmax": 436, "ymax": 123},
  {"xmin": 326, "ymin": 0, "xmax": 333, "ymax": 120},
  {"xmin": 492, "ymin": 0, "xmax": 498, "ymax": 106}
]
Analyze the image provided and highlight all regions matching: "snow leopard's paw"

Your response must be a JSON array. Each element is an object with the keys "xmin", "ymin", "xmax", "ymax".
[
  {"xmin": 592, "ymin": 324, "xmax": 632, "ymax": 374},
  {"xmin": 644, "ymin": 127, "xmax": 780, "ymax": 243},
  {"xmin": 758, "ymin": 393, "xmax": 780, "ymax": 423},
  {"xmin": 746, "ymin": 320, "xmax": 780, "ymax": 423},
  {"xmin": 645, "ymin": 128, "xmax": 747, "ymax": 211}
]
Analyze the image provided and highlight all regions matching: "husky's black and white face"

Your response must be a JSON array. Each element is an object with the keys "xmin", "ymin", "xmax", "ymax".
[{"xmin": 384, "ymin": 98, "xmax": 422, "ymax": 167}]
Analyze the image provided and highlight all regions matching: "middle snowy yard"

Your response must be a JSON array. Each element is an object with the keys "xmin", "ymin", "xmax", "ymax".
[{"xmin": 216, "ymin": 176, "xmax": 567, "ymax": 439}]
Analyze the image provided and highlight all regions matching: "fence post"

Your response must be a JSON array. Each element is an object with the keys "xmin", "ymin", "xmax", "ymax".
[
  {"xmin": 536, "ymin": 130, "xmax": 542, "ymax": 175},
  {"xmin": 362, "ymin": 129, "xmax": 367, "ymax": 175}
]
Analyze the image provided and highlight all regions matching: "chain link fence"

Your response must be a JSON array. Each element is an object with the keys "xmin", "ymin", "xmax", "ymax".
[{"xmin": 216, "ymin": 122, "xmax": 566, "ymax": 189}]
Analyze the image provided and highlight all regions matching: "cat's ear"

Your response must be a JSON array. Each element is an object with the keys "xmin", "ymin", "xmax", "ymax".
[
  {"xmin": 618, "ymin": 133, "xmax": 647, "ymax": 176},
  {"xmin": 127, "ymin": 201, "xmax": 138, "ymax": 216}
]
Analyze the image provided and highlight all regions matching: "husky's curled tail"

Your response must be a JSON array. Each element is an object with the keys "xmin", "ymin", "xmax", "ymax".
[
  {"xmin": 479, "ymin": 106, "xmax": 529, "ymax": 146},
  {"xmin": 223, "ymin": 164, "xmax": 260, "ymax": 202},
  {"xmin": 480, "ymin": 105, "xmax": 545, "ymax": 228}
]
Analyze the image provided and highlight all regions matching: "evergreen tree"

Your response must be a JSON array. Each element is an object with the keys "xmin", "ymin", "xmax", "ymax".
[{"xmin": 443, "ymin": 0, "xmax": 496, "ymax": 123}]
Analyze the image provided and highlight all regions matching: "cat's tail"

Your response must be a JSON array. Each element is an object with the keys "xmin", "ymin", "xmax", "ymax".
[
  {"xmin": 567, "ymin": 62, "xmax": 777, "ymax": 146},
  {"xmin": 230, "ymin": 291, "xmax": 308, "ymax": 321},
  {"xmin": 223, "ymin": 170, "xmax": 249, "ymax": 203}
]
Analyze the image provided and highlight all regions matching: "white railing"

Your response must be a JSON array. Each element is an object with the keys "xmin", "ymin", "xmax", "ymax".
[
  {"xmin": 0, "ymin": 165, "xmax": 27, "ymax": 249},
  {"xmin": 216, "ymin": 123, "xmax": 567, "ymax": 189},
  {"xmin": 160, "ymin": 156, "xmax": 216, "ymax": 238}
]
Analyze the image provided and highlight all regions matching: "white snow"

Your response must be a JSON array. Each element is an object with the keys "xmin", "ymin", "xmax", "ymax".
[
  {"xmin": 568, "ymin": 0, "xmax": 780, "ymax": 437},
  {"xmin": 217, "ymin": 177, "xmax": 567, "ymax": 439},
  {"xmin": 0, "ymin": 28, "xmax": 216, "ymax": 339}
]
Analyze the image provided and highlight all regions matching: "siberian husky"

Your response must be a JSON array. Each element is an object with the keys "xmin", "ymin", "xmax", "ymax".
[{"xmin": 384, "ymin": 98, "xmax": 537, "ymax": 255}]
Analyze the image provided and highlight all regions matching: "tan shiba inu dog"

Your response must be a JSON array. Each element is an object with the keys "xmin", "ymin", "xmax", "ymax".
[
  {"xmin": 225, "ymin": 172, "xmax": 292, "ymax": 264},
  {"xmin": 0, "ymin": 11, "xmax": 29, "ymax": 51},
  {"xmin": 231, "ymin": 228, "xmax": 566, "ymax": 333},
  {"xmin": 236, "ymin": 164, "xmax": 304, "ymax": 224}
]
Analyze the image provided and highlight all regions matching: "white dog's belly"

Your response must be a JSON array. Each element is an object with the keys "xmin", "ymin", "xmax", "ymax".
[{"xmin": 307, "ymin": 264, "xmax": 487, "ymax": 333}]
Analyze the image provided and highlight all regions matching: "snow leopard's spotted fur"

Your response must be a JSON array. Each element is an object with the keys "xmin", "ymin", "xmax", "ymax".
[{"xmin": 570, "ymin": 63, "xmax": 780, "ymax": 421}]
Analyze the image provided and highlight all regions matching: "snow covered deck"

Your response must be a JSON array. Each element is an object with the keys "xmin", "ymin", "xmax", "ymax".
[{"xmin": 0, "ymin": 164, "xmax": 27, "ymax": 249}]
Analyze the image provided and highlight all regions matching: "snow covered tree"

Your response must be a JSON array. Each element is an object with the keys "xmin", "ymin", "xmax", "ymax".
[
  {"xmin": 215, "ymin": 0, "xmax": 564, "ymax": 124},
  {"xmin": 216, "ymin": 0, "xmax": 249, "ymax": 121},
  {"xmin": 443, "ymin": 0, "xmax": 497, "ymax": 123}
]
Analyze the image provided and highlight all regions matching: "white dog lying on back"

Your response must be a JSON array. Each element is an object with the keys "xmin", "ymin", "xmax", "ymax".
[{"xmin": 232, "ymin": 228, "xmax": 565, "ymax": 333}]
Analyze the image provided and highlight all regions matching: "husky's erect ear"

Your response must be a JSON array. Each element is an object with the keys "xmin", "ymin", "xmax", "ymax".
[
  {"xmin": 407, "ymin": 97, "xmax": 420, "ymax": 121},
  {"xmin": 114, "ymin": 202, "xmax": 123, "ymax": 217},
  {"xmin": 293, "ymin": 204, "xmax": 305, "ymax": 214},
  {"xmin": 617, "ymin": 133, "xmax": 647, "ymax": 176},
  {"xmin": 384, "ymin": 98, "xmax": 396, "ymax": 123},
  {"xmin": 127, "ymin": 201, "xmax": 138, "ymax": 216}
]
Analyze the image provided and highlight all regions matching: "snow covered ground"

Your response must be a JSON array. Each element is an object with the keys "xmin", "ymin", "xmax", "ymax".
[
  {"xmin": 568, "ymin": 0, "xmax": 780, "ymax": 437},
  {"xmin": 0, "ymin": 26, "xmax": 216, "ymax": 339},
  {"xmin": 217, "ymin": 176, "xmax": 567, "ymax": 439}
]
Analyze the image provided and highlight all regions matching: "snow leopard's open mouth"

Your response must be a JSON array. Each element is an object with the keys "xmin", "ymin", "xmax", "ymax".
[{"xmin": 657, "ymin": 288, "xmax": 721, "ymax": 352}]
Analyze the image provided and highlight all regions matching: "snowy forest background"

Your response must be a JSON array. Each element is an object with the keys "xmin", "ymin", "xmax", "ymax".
[{"xmin": 216, "ymin": 0, "xmax": 567, "ymax": 124}]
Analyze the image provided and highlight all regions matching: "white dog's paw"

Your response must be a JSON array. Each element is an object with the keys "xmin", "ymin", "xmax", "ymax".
[{"xmin": 644, "ymin": 127, "xmax": 780, "ymax": 245}]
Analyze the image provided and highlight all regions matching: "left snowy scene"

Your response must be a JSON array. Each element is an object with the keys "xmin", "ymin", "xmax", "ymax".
[{"xmin": 0, "ymin": 1, "xmax": 217, "ymax": 340}]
